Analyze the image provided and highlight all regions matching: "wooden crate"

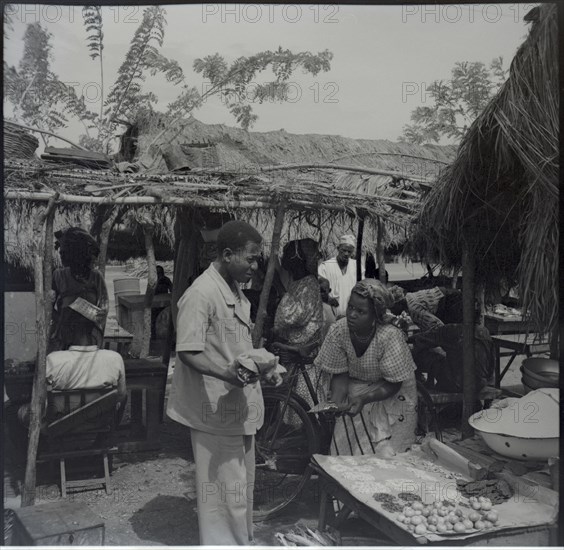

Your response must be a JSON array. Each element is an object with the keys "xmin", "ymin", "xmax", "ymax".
[{"xmin": 12, "ymin": 501, "xmax": 104, "ymax": 545}]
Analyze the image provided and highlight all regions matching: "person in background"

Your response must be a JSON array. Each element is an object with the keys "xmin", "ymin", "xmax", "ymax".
[
  {"xmin": 319, "ymin": 276, "xmax": 337, "ymax": 338},
  {"xmin": 152, "ymin": 265, "xmax": 173, "ymax": 337},
  {"xmin": 314, "ymin": 279, "xmax": 417, "ymax": 457},
  {"xmin": 273, "ymin": 239, "xmax": 324, "ymax": 351},
  {"xmin": 167, "ymin": 220, "xmax": 282, "ymax": 546},
  {"xmin": 389, "ymin": 285, "xmax": 462, "ymax": 332},
  {"xmin": 272, "ymin": 240, "xmax": 325, "ymax": 413},
  {"xmin": 319, "ymin": 234, "xmax": 361, "ymax": 319},
  {"xmin": 364, "ymin": 252, "xmax": 389, "ymax": 283},
  {"xmin": 409, "ymin": 305, "xmax": 494, "ymax": 393},
  {"xmin": 155, "ymin": 265, "xmax": 173, "ymax": 294},
  {"xmin": 50, "ymin": 227, "xmax": 108, "ymax": 352}
]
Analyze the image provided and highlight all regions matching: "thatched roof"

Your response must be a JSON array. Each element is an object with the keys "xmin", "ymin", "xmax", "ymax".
[
  {"xmin": 410, "ymin": 4, "xmax": 558, "ymax": 333},
  {"xmin": 4, "ymin": 118, "xmax": 455, "ymax": 270}
]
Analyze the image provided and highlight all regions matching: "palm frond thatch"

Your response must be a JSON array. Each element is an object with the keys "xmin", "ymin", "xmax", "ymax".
[
  {"xmin": 410, "ymin": 4, "xmax": 558, "ymax": 333},
  {"xmin": 4, "ymin": 118, "xmax": 455, "ymax": 273}
]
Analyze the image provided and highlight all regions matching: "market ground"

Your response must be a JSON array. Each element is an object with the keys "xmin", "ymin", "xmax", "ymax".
[{"xmin": 5, "ymin": 264, "xmax": 526, "ymax": 545}]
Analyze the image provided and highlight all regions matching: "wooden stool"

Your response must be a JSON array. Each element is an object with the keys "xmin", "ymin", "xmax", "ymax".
[
  {"xmin": 39, "ymin": 447, "xmax": 115, "ymax": 498},
  {"xmin": 38, "ymin": 389, "xmax": 119, "ymax": 497},
  {"xmin": 13, "ymin": 501, "xmax": 104, "ymax": 545}
]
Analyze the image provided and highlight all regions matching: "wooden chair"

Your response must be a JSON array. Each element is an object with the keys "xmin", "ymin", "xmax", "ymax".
[{"xmin": 38, "ymin": 388, "xmax": 119, "ymax": 497}]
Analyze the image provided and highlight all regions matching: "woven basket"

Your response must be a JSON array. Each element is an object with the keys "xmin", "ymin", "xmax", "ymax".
[{"xmin": 4, "ymin": 121, "xmax": 39, "ymax": 158}]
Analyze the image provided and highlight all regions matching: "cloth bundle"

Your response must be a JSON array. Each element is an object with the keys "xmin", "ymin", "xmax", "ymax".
[{"xmin": 236, "ymin": 349, "xmax": 286, "ymax": 384}]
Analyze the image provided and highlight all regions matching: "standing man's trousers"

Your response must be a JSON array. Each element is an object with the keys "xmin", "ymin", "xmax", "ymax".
[{"xmin": 191, "ymin": 429, "xmax": 255, "ymax": 545}]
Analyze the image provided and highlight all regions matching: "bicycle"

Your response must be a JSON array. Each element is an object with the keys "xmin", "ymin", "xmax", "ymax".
[
  {"xmin": 253, "ymin": 341, "xmax": 330, "ymax": 521},
  {"xmin": 253, "ymin": 343, "xmax": 443, "ymax": 520}
]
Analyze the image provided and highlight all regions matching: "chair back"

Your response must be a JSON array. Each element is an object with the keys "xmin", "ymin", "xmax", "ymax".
[{"xmin": 46, "ymin": 388, "xmax": 119, "ymax": 438}]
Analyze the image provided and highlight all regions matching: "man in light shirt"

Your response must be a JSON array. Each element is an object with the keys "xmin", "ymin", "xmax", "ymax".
[
  {"xmin": 18, "ymin": 309, "xmax": 126, "ymax": 424},
  {"xmin": 46, "ymin": 310, "xmax": 126, "ymax": 417},
  {"xmin": 319, "ymin": 234, "xmax": 361, "ymax": 318},
  {"xmin": 167, "ymin": 220, "xmax": 282, "ymax": 546}
]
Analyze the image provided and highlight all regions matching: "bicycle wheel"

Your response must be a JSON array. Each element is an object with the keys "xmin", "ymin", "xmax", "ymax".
[
  {"xmin": 416, "ymin": 381, "xmax": 442, "ymax": 442},
  {"xmin": 253, "ymin": 389, "xmax": 320, "ymax": 521}
]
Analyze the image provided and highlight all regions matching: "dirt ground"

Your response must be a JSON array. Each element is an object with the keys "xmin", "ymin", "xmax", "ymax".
[{"xmin": 5, "ymin": 415, "xmax": 321, "ymax": 546}]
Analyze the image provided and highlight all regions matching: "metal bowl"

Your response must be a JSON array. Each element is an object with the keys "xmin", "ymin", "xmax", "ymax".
[
  {"xmin": 521, "ymin": 358, "xmax": 559, "ymax": 389},
  {"xmin": 520, "ymin": 367, "xmax": 558, "ymax": 390},
  {"xmin": 522, "ymin": 357, "xmax": 559, "ymax": 376},
  {"xmin": 469, "ymin": 409, "xmax": 559, "ymax": 461}
]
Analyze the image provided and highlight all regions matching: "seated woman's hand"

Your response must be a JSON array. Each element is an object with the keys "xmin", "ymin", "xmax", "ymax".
[{"xmin": 346, "ymin": 395, "xmax": 365, "ymax": 416}]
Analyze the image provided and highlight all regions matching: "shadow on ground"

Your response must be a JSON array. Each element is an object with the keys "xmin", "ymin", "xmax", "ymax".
[{"xmin": 129, "ymin": 495, "xmax": 199, "ymax": 545}]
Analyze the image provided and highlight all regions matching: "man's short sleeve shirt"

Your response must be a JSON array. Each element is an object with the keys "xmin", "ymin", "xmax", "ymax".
[{"xmin": 167, "ymin": 264, "xmax": 264, "ymax": 436}]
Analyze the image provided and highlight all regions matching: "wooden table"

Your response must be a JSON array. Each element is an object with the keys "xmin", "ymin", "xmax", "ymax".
[
  {"xmin": 492, "ymin": 333, "xmax": 551, "ymax": 388},
  {"xmin": 103, "ymin": 319, "xmax": 133, "ymax": 356},
  {"xmin": 313, "ymin": 453, "xmax": 557, "ymax": 546},
  {"xmin": 484, "ymin": 313, "xmax": 535, "ymax": 335}
]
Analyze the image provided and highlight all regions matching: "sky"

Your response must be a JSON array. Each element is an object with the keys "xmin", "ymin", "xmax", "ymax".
[{"xmin": 4, "ymin": 3, "xmax": 532, "ymax": 146}]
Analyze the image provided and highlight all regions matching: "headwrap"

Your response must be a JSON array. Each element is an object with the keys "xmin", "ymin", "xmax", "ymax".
[
  {"xmin": 389, "ymin": 284, "xmax": 406, "ymax": 303},
  {"xmin": 55, "ymin": 227, "xmax": 100, "ymax": 275},
  {"xmin": 338, "ymin": 234, "xmax": 356, "ymax": 248},
  {"xmin": 351, "ymin": 278, "xmax": 393, "ymax": 323},
  {"xmin": 281, "ymin": 238, "xmax": 319, "ymax": 276}
]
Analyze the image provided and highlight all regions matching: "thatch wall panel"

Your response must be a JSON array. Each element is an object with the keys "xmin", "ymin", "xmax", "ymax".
[{"xmin": 410, "ymin": 4, "xmax": 558, "ymax": 332}]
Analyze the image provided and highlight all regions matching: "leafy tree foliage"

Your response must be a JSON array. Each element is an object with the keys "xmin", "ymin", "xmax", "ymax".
[
  {"xmin": 400, "ymin": 58, "xmax": 507, "ymax": 144},
  {"xmin": 4, "ymin": 23, "xmax": 98, "ymax": 144},
  {"xmin": 82, "ymin": 6, "xmax": 103, "ymax": 60},
  {"xmin": 191, "ymin": 48, "xmax": 333, "ymax": 130},
  {"xmin": 5, "ymin": 6, "xmax": 333, "ymax": 153}
]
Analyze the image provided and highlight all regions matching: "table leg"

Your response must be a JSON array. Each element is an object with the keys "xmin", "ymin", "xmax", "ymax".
[
  {"xmin": 318, "ymin": 485, "xmax": 331, "ymax": 531},
  {"xmin": 494, "ymin": 342, "xmax": 501, "ymax": 388},
  {"xmin": 499, "ymin": 351, "xmax": 519, "ymax": 384},
  {"xmin": 145, "ymin": 388, "xmax": 161, "ymax": 444},
  {"xmin": 334, "ymin": 505, "xmax": 353, "ymax": 528},
  {"xmin": 130, "ymin": 389, "xmax": 143, "ymax": 427}
]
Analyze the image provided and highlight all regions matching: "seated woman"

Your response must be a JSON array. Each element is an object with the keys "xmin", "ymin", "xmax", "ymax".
[
  {"xmin": 273, "ymin": 239, "xmax": 324, "ymax": 405},
  {"xmin": 314, "ymin": 279, "xmax": 417, "ymax": 457}
]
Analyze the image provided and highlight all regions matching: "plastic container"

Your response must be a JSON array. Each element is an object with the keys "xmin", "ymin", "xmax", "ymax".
[{"xmin": 114, "ymin": 278, "xmax": 141, "ymax": 295}]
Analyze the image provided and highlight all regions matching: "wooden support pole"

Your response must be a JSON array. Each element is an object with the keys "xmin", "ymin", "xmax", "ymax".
[
  {"xmin": 22, "ymin": 196, "xmax": 58, "ymax": 506},
  {"xmin": 97, "ymin": 207, "xmax": 120, "ymax": 278},
  {"xmin": 476, "ymin": 284, "xmax": 485, "ymax": 327},
  {"xmin": 549, "ymin": 323, "xmax": 559, "ymax": 360},
  {"xmin": 376, "ymin": 218, "xmax": 386, "ymax": 284},
  {"xmin": 252, "ymin": 204, "xmax": 286, "ymax": 348},
  {"xmin": 140, "ymin": 220, "xmax": 157, "ymax": 358},
  {"xmin": 356, "ymin": 216, "xmax": 364, "ymax": 282},
  {"xmin": 451, "ymin": 267, "xmax": 459, "ymax": 289},
  {"xmin": 461, "ymin": 245, "xmax": 477, "ymax": 440},
  {"xmin": 161, "ymin": 309, "xmax": 175, "ymax": 367}
]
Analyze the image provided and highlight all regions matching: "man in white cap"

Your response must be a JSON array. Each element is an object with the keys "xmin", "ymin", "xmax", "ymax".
[{"xmin": 319, "ymin": 234, "xmax": 360, "ymax": 318}]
